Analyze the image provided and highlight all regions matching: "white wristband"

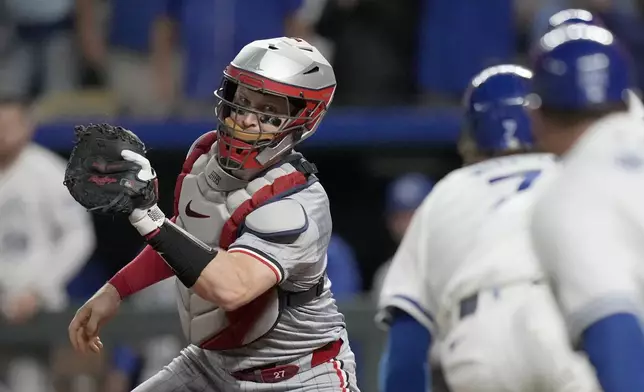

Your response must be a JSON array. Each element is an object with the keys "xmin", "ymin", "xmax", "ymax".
[{"xmin": 129, "ymin": 205, "xmax": 166, "ymax": 236}]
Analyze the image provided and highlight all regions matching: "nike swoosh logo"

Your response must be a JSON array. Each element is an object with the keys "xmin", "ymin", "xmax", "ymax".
[{"xmin": 185, "ymin": 200, "xmax": 210, "ymax": 218}]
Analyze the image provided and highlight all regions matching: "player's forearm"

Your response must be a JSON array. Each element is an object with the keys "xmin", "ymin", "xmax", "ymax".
[
  {"xmin": 108, "ymin": 245, "xmax": 175, "ymax": 299},
  {"xmin": 380, "ymin": 311, "xmax": 431, "ymax": 392},
  {"xmin": 582, "ymin": 313, "xmax": 644, "ymax": 392},
  {"xmin": 129, "ymin": 207, "xmax": 276, "ymax": 310}
]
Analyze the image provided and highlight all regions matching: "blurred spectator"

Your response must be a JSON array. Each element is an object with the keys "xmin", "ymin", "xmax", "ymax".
[
  {"xmin": 0, "ymin": 97, "xmax": 95, "ymax": 391},
  {"xmin": 153, "ymin": 0, "xmax": 312, "ymax": 117},
  {"xmin": 327, "ymin": 234, "xmax": 362, "ymax": 301},
  {"xmin": 418, "ymin": 0, "xmax": 515, "ymax": 103},
  {"xmin": 371, "ymin": 173, "xmax": 434, "ymax": 298},
  {"xmin": 316, "ymin": 0, "xmax": 421, "ymax": 106},
  {"xmin": 0, "ymin": 98, "xmax": 95, "ymax": 320},
  {"xmin": 296, "ymin": 0, "xmax": 335, "ymax": 62},
  {"xmin": 75, "ymin": 0, "xmax": 176, "ymax": 117},
  {"xmin": 0, "ymin": 0, "xmax": 79, "ymax": 100}
]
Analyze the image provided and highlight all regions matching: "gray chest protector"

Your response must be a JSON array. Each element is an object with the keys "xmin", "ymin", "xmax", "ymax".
[{"xmin": 172, "ymin": 132, "xmax": 324, "ymax": 350}]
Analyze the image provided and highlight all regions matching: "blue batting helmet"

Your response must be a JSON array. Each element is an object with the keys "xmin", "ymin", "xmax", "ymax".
[
  {"xmin": 463, "ymin": 64, "xmax": 534, "ymax": 152},
  {"xmin": 548, "ymin": 9, "xmax": 601, "ymax": 31},
  {"xmin": 531, "ymin": 24, "xmax": 633, "ymax": 110}
]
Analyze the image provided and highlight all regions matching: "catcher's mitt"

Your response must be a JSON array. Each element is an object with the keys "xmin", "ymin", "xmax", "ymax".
[{"xmin": 63, "ymin": 123, "xmax": 158, "ymax": 215}]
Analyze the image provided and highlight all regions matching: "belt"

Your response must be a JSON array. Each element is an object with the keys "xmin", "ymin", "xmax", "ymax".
[
  {"xmin": 457, "ymin": 278, "xmax": 546, "ymax": 321},
  {"xmin": 458, "ymin": 293, "xmax": 479, "ymax": 320},
  {"xmin": 231, "ymin": 338, "xmax": 343, "ymax": 383}
]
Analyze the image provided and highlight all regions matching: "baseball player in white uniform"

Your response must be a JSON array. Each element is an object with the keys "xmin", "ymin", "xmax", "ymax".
[
  {"xmin": 377, "ymin": 64, "xmax": 601, "ymax": 392},
  {"xmin": 67, "ymin": 37, "xmax": 359, "ymax": 392},
  {"xmin": 530, "ymin": 23, "xmax": 644, "ymax": 392}
]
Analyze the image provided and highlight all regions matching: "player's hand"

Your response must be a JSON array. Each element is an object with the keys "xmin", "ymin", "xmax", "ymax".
[
  {"xmin": 121, "ymin": 150, "xmax": 157, "ymax": 183},
  {"xmin": 2, "ymin": 290, "xmax": 41, "ymax": 324},
  {"xmin": 68, "ymin": 283, "xmax": 121, "ymax": 355}
]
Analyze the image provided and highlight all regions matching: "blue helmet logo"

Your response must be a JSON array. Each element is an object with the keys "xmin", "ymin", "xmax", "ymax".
[{"xmin": 463, "ymin": 65, "xmax": 534, "ymax": 153}]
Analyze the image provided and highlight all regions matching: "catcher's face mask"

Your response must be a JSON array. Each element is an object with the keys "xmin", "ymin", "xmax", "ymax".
[{"xmin": 214, "ymin": 74, "xmax": 322, "ymax": 173}]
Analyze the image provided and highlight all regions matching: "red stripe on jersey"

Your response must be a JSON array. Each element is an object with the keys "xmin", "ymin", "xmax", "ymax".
[
  {"xmin": 228, "ymin": 248, "xmax": 281, "ymax": 283},
  {"xmin": 332, "ymin": 360, "xmax": 347, "ymax": 392}
]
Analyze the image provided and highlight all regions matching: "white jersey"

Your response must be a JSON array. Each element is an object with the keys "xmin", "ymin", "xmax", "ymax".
[
  {"xmin": 377, "ymin": 153, "xmax": 558, "ymax": 336},
  {"xmin": 0, "ymin": 144, "xmax": 95, "ymax": 310},
  {"xmin": 531, "ymin": 112, "xmax": 644, "ymax": 342},
  {"xmin": 371, "ymin": 257, "xmax": 391, "ymax": 300},
  {"xmin": 441, "ymin": 166, "xmax": 560, "ymax": 319}
]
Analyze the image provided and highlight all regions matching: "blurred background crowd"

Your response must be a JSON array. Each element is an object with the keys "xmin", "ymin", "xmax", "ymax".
[{"xmin": 0, "ymin": 0, "xmax": 642, "ymax": 391}]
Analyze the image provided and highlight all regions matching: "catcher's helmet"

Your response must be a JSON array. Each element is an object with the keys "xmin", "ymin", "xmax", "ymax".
[
  {"xmin": 547, "ymin": 9, "xmax": 602, "ymax": 31},
  {"xmin": 530, "ymin": 24, "xmax": 633, "ymax": 110},
  {"xmin": 462, "ymin": 65, "xmax": 534, "ymax": 153},
  {"xmin": 214, "ymin": 37, "xmax": 336, "ymax": 175}
]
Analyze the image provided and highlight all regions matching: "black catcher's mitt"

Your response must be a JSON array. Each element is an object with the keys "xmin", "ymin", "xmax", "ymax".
[{"xmin": 63, "ymin": 123, "xmax": 158, "ymax": 215}]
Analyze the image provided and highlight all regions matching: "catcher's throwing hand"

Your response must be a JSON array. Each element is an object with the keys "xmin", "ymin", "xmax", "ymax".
[
  {"xmin": 63, "ymin": 123, "xmax": 158, "ymax": 215},
  {"xmin": 68, "ymin": 283, "xmax": 121, "ymax": 355},
  {"xmin": 121, "ymin": 149, "xmax": 156, "ymax": 182}
]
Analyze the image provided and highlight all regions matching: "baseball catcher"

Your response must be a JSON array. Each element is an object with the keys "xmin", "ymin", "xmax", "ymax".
[{"xmin": 66, "ymin": 37, "xmax": 359, "ymax": 392}]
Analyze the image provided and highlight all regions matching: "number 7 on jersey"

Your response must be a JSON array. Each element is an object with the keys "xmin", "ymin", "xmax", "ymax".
[{"xmin": 488, "ymin": 169, "xmax": 542, "ymax": 192}]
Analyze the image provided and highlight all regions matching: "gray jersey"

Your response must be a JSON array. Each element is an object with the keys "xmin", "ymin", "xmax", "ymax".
[{"xmin": 181, "ymin": 175, "xmax": 346, "ymax": 371}]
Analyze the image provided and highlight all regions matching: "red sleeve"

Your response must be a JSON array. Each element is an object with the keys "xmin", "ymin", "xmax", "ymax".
[
  {"xmin": 108, "ymin": 245, "xmax": 175, "ymax": 299},
  {"xmin": 107, "ymin": 131, "xmax": 216, "ymax": 299}
]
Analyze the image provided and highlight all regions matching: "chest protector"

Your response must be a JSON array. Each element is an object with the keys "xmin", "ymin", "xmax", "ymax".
[{"xmin": 172, "ymin": 132, "xmax": 323, "ymax": 350}]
